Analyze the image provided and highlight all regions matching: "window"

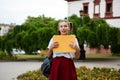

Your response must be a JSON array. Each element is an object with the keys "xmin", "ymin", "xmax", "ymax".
[
  {"xmin": 105, "ymin": 0, "xmax": 113, "ymax": 18},
  {"xmin": 106, "ymin": 3, "xmax": 112, "ymax": 12},
  {"xmin": 83, "ymin": 3, "xmax": 89, "ymax": 16},
  {"xmin": 84, "ymin": 6, "xmax": 88, "ymax": 14},
  {"xmin": 93, "ymin": 0, "xmax": 100, "ymax": 18}
]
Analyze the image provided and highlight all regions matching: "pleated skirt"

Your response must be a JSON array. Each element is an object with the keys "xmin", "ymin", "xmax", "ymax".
[{"xmin": 49, "ymin": 56, "xmax": 77, "ymax": 80}]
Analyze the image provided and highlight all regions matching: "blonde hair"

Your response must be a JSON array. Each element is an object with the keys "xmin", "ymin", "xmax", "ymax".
[{"xmin": 58, "ymin": 20, "xmax": 70, "ymax": 27}]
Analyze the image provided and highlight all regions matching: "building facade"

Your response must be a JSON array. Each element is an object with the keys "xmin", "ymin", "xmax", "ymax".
[
  {"xmin": 0, "ymin": 23, "xmax": 15, "ymax": 36},
  {"xmin": 65, "ymin": 0, "xmax": 120, "ymax": 27}
]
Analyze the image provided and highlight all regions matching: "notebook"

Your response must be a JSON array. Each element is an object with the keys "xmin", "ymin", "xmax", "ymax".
[{"xmin": 53, "ymin": 35, "xmax": 76, "ymax": 53}]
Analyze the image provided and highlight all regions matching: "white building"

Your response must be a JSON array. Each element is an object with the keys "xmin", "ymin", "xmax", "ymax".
[
  {"xmin": 0, "ymin": 23, "xmax": 15, "ymax": 36},
  {"xmin": 65, "ymin": 0, "xmax": 120, "ymax": 27}
]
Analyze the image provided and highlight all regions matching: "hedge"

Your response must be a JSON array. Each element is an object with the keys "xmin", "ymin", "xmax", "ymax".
[{"xmin": 17, "ymin": 66, "xmax": 120, "ymax": 80}]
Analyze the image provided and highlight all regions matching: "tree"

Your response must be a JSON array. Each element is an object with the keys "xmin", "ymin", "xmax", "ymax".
[
  {"xmin": 68, "ymin": 14, "xmax": 80, "ymax": 35},
  {"xmin": 87, "ymin": 31, "xmax": 98, "ymax": 48},
  {"xmin": 3, "ymin": 32, "xmax": 15, "ymax": 56},
  {"xmin": 109, "ymin": 27, "xmax": 120, "ymax": 54},
  {"xmin": 8, "ymin": 15, "xmax": 57, "ymax": 54},
  {"xmin": 96, "ymin": 23, "xmax": 110, "ymax": 49},
  {"xmin": 38, "ymin": 27, "xmax": 55, "ymax": 50}
]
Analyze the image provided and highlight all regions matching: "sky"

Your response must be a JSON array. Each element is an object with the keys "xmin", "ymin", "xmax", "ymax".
[{"xmin": 0, "ymin": 0, "xmax": 68, "ymax": 25}]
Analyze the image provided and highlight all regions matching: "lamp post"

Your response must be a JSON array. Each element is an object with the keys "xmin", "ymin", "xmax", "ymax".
[
  {"xmin": 79, "ymin": 10, "xmax": 86, "ymax": 60},
  {"xmin": 79, "ymin": 10, "xmax": 83, "ymax": 27}
]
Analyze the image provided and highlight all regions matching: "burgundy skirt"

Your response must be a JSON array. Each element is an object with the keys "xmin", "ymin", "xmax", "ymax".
[{"xmin": 49, "ymin": 56, "xmax": 77, "ymax": 80}]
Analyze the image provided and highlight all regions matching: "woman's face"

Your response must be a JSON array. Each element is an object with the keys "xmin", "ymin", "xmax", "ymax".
[{"xmin": 58, "ymin": 22, "xmax": 70, "ymax": 35}]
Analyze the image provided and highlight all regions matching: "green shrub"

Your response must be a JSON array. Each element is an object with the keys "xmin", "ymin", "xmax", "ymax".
[
  {"xmin": 0, "ymin": 50, "xmax": 6, "ymax": 59},
  {"xmin": 77, "ymin": 66, "xmax": 120, "ymax": 80},
  {"xmin": 0, "ymin": 50, "xmax": 17, "ymax": 60},
  {"xmin": 17, "ymin": 69, "xmax": 47, "ymax": 80},
  {"xmin": 17, "ymin": 66, "xmax": 120, "ymax": 80}
]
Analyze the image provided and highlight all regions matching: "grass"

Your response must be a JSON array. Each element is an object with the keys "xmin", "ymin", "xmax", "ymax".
[
  {"xmin": 14, "ymin": 53, "xmax": 120, "ymax": 61},
  {"xmin": 1, "ymin": 49, "xmax": 119, "ymax": 61},
  {"xmin": 16, "ymin": 54, "xmax": 42, "ymax": 60},
  {"xmin": 13, "ymin": 50, "xmax": 46, "ymax": 61},
  {"xmin": 86, "ymin": 53, "xmax": 120, "ymax": 59}
]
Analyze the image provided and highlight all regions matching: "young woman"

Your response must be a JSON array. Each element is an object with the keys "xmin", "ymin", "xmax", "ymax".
[{"xmin": 47, "ymin": 20, "xmax": 80, "ymax": 80}]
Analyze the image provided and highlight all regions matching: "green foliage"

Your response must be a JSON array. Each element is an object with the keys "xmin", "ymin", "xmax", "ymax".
[
  {"xmin": 15, "ymin": 31, "xmax": 26, "ymax": 48},
  {"xmin": 0, "ymin": 50, "xmax": 6, "ymax": 59},
  {"xmin": 76, "ymin": 15, "xmax": 119, "ymax": 52},
  {"xmin": 118, "ymin": 29, "xmax": 120, "ymax": 45},
  {"xmin": 96, "ymin": 23, "xmax": 110, "ymax": 48},
  {"xmin": 68, "ymin": 14, "xmax": 80, "ymax": 35},
  {"xmin": 87, "ymin": 31, "xmax": 98, "ymax": 48},
  {"xmin": 38, "ymin": 27, "xmax": 55, "ymax": 50},
  {"xmin": 109, "ymin": 27, "xmax": 120, "ymax": 53},
  {"xmin": 17, "ymin": 69, "xmax": 47, "ymax": 80},
  {"xmin": 77, "ymin": 26, "xmax": 90, "ymax": 45},
  {"xmin": 0, "ymin": 50, "xmax": 16, "ymax": 60},
  {"xmin": 0, "ymin": 36, "xmax": 5, "ymax": 51},
  {"xmin": 24, "ymin": 15, "xmax": 55, "ymax": 28},
  {"xmin": 1, "ymin": 14, "xmax": 120, "ymax": 55},
  {"xmin": 17, "ymin": 66, "xmax": 120, "ymax": 80},
  {"xmin": 1, "ymin": 15, "xmax": 57, "ymax": 54},
  {"xmin": 77, "ymin": 66, "xmax": 120, "ymax": 80},
  {"xmin": 82, "ymin": 15, "xmax": 91, "ymax": 25},
  {"xmin": 3, "ymin": 32, "xmax": 15, "ymax": 55}
]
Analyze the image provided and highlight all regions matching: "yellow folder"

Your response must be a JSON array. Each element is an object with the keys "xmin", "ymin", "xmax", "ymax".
[{"xmin": 53, "ymin": 35, "xmax": 76, "ymax": 53}]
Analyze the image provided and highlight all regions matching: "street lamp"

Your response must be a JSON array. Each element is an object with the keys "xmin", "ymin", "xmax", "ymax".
[
  {"xmin": 79, "ymin": 10, "xmax": 83, "ymax": 27},
  {"xmin": 78, "ymin": 10, "xmax": 86, "ymax": 60},
  {"xmin": 79, "ymin": 10, "xmax": 83, "ymax": 17}
]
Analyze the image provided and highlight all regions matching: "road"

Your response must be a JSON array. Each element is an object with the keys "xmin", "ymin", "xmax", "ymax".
[{"xmin": 0, "ymin": 59, "xmax": 120, "ymax": 80}]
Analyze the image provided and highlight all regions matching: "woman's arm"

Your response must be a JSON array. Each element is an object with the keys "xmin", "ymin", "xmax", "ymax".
[
  {"xmin": 47, "ymin": 48, "xmax": 53, "ymax": 58},
  {"xmin": 47, "ymin": 42, "xmax": 59, "ymax": 58},
  {"xmin": 69, "ymin": 39, "xmax": 80, "ymax": 59},
  {"xmin": 74, "ymin": 45, "xmax": 80, "ymax": 59}
]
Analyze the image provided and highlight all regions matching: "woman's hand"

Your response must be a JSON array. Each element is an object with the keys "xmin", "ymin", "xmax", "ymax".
[
  {"xmin": 69, "ymin": 42, "xmax": 80, "ymax": 59},
  {"xmin": 49, "ymin": 42, "xmax": 59, "ymax": 50},
  {"xmin": 69, "ymin": 42, "xmax": 77, "ymax": 49},
  {"xmin": 47, "ymin": 42, "xmax": 59, "ymax": 58}
]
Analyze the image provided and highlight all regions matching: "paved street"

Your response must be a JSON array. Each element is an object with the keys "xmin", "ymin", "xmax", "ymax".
[{"xmin": 0, "ymin": 59, "xmax": 120, "ymax": 80}]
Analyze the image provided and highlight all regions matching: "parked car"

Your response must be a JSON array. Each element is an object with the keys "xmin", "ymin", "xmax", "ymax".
[
  {"xmin": 11, "ymin": 48, "xmax": 25, "ymax": 54},
  {"xmin": 32, "ymin": 50, "xmax": 41, "ymax": 54}
]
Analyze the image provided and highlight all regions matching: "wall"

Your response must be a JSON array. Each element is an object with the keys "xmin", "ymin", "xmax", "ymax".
[{"xmin": 67, "ymin": 0, "xmax": 120, "ymax": 27}]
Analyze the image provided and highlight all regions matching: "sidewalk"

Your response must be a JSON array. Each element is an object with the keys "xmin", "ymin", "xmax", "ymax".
[
  {"xmin": 0, "ymin": 59, "xmax": 120, "ymax": 80},
  {"xmin": 74, "ymin": 59, "xmax": 120, "ymax": 69}
]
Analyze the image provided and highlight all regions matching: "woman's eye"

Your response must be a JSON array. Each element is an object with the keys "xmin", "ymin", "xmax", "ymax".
[
  {"xmin": 59, "ymin": 25, "xmax": 67, "ymax": 28},
  {"xmin": 64, "ymin": 25, "xmax": 67, "ymax": 27},
  {"xmin": 60, "ymin": 25, "xmax": 63, "ymax": 28}
]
